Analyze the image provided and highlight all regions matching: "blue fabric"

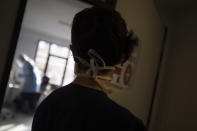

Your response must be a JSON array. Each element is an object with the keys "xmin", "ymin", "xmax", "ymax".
[{"xmin": 21, "ymin": 61, "xmax": 40, "ymax": 93}]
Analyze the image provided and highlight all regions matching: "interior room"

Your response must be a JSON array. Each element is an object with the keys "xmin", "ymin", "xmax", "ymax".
[
  {"xmin": 0, "ymin": 0, "xmax": 91, "ymax": 130},
  {"xmin": 0, "ymin": 0, "xmax": 197, "ymax": 131}
]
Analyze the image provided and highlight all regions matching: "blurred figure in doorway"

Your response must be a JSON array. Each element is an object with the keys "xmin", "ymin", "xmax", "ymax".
[{"xmin": 14, "ymin": 54, "xmax": 41, "ymax": 113}]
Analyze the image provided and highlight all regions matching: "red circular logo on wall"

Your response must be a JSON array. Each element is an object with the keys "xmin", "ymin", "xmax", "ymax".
[{"xmin": 124, "ymin": 64, "xmax": 132, "ymax": 86}]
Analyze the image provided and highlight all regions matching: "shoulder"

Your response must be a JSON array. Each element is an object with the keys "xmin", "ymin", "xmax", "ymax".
[
  {"xmin": 33, "ymin": 84, "xmax": 146, "ymax": 130},
  {"xmin": 32, "ymin": 84, "xmax": 73, "ymax": 127},
  {"xmin": 86, "ymin": 95, "xmax": 147, "ymax": 130},
  {"xmin": 24, "ymin": 61, "xmax": 33, "ymax": 69},
  {"xmin": 38, "ymin": 83, "xmax": 73, "ymax": 104}
]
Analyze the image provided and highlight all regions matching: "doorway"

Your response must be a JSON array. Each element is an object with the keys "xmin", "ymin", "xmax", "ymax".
[{"xmin": 0, "ymin": 0, "xmax": 91, "ymax": 130}]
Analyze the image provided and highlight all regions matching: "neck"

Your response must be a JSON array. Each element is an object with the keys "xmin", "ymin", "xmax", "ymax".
[{"xmin": 73, "ymin": 75, "xmax": 106, "ymax": 93}]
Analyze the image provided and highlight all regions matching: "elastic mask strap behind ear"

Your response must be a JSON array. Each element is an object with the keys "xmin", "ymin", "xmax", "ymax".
[
  {"xmin": 88, "ymin": 49, "xmax": 106, "ymax": 67},
  {"xmin": 74, "ymin": 49, "xmax": 114, "ymax": 77},
  {"xmin": 90, "ymin": 58, "xmax": 97, "ymax": 76},
  {"xmin": 74, "ymin": 56, "xmax": 90, "ymax": 67},
  {"xmin": 95, "ymin": 75, "xmax": 112, "ymax": 81}
]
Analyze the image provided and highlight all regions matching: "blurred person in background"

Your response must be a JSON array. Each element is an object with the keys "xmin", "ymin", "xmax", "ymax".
[{"xmin": 14, "ymin": 54, "xmax": 41, "ymax": 113}]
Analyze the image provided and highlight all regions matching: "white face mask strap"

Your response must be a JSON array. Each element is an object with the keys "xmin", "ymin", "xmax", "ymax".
[
  {"xmin": 90, "ymin": 58, "xmax": 97, "ymax": 76},
  {"xmin": 74, "ymin": 56, "xmax": 90, "ymax": 67},
  {"xmin": 88, "ymin": 49, "xmax": 106, "ymax": 67},
  {"xmin": 95, "ymin": 75, "xmax": 112, "ymax": 81},
  {"xmin": 74, "ymin": 49, "xmax": 114, "ymax": 77},
  {"xmin": 97, "ymin": 66, "xmax": 114, "ymax": 70},
  {"xmin": 74, "ymin": 49, "xmax": 116, "ymax": 91}
]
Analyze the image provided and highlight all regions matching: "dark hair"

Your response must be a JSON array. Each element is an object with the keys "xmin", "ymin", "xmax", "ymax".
[{"xmin": 71, "ymin": 7, "xmax": 138, "ymax": 67}]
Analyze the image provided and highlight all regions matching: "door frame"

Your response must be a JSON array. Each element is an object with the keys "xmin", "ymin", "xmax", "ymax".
[{"xmin": 0, "ymin": 0, "xmax": 27, "ymax": 111}]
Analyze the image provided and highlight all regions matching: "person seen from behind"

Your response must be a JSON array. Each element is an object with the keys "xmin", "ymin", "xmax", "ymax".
[
  {"xmin": 14, "ymin": 54, "xmax": 41, "ymax": 113},
  {"xmin": 32, "ymin": 7, "xmax": 146, "ymax": 131}
]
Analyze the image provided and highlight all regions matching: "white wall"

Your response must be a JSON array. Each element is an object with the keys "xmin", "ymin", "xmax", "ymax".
[
  {"xmin": 13, "ymin": 0, "xmax": 91, "ymax": 67},
  {"xmin": 13, "ymin": 27, "xmax": 70, "ymax": 64},
  {"xmin": 109, "ymin": 0, "xmax": 164, "ymax": 124},
  {"xmin": 150, "ymin": 8, "xmax": 197, "ymax": 131},
  {"xmin": 22, "ymin": 0, "xmax": 91, "ymax": 41}
]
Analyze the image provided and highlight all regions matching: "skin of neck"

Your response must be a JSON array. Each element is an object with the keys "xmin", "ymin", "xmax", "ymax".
[{"xmin": 74, "ymin": 69, "xmax": 113, "ymax": 93}]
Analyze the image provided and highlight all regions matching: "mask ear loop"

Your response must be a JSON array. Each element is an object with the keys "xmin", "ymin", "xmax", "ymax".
[
  {"xmin": 88, "ymin": 49, "xmax": 104, "ymax": 77},
  {"xmin": 88, "ymin": 49, "xmax": 114, "ymax": 71},
  {"xmin": 88, "ymin": 49, "xmax": 114, "ymax": 93},
  {"xmin": 74, "ymin": 49, "xmax": 115, "ymax": 76},
  {"xmin": 88, "ymin": 49, "xmax": 106, "ymax": 66},
  {"xmin": 74, "ymin": 49, "xmax": 114, "ymax": 93},
  {"xmin": 74, "ymin": 56, "xmax": 90, "ymax": 67}
]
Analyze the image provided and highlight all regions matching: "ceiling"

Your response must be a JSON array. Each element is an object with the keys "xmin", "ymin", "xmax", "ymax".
[
  {"xmin": 22, "ymin": 0, "xmax": 91, "ymax": 42},
  {"xmin": 21, "ymin": 0, "xmax": 196, "ymax": 40}
]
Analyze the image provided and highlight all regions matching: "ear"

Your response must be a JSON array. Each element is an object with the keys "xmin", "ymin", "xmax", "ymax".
[
  {"xmin": 70, "ymin": 45, "xmax": 77, "ymax": 61},
  {"xmin": 70, "ymin": 45, "xmax": 75, "ymax": 55},
  {"xmin": 70, "ymin": 45, "xmax": 73, "ymax": 52}
]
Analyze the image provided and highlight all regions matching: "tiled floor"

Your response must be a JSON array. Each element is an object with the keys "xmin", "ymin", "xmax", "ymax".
[{"xmin": 0, "ymin": 113, "xmax": 33, "ymax": 131}]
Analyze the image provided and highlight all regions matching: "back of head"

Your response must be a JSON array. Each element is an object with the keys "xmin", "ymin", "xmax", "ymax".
[
  {"xmin": 71, "ymin": 7, "xmax": 138, "ymax": 68},
  {"xmin": 19, "ymin": 54, "xmax": 28, "ymax": 63}
]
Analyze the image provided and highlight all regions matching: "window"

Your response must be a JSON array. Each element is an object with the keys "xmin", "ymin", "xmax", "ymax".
[{"xmin": 35, "ymin": 40, "xmax": 75, "ymax": 86}]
